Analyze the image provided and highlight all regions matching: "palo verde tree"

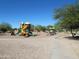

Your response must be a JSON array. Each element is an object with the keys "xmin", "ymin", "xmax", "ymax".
[{"xmin": 54, "ymin": 3, "xmax": 79, "ymax": 37}]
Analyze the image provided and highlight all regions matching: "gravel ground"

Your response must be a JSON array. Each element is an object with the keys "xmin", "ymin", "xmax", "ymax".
[{"xmin": 0, "ymin": 32, "xmax": 79, "ymax": 59}]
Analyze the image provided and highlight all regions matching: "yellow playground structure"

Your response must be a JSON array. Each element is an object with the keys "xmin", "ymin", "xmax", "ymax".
[
  {"xmin": 19, "ymin": 22, "xmax": 32, "ymax": 37},
  {"xmin": 11, "ymin": 22, "xmax": 32, "ymax": 37}
]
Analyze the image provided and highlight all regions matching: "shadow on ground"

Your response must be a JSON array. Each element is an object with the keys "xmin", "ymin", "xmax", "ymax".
[{"xmin": 64, "ymin": 36, "xmax": 79, "ymax": 40}]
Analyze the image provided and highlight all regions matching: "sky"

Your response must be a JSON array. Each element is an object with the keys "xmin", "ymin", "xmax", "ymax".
[{"xmin": 0, "ymin": 0, "xmax": 76, "ymax": 28}]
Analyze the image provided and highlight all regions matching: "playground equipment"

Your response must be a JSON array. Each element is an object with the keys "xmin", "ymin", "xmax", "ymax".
[
  {"xmin": 48, "ymin": 26, "xmax": 56, "ymax": 35},
  {"xmin": 11, "ymin": 22, "xmax": 32, "ymax": 37},
  {"xmin": 19, "ymin": 22, "xmax": 32, "ymax": 37}
]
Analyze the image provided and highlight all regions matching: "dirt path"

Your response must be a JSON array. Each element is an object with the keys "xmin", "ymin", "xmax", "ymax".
[
  {"xmin": 51, "ymin": 36, "xmax": 79, "ymax": 59},
  {"xmin": 0, "ymin": 33, "xmax": 79, "ymax": 59}
]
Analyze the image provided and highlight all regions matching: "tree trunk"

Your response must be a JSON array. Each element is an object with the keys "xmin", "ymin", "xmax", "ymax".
[{"xmin": 70, "ymin": 28, "xmax": 75, "ymax": 38}]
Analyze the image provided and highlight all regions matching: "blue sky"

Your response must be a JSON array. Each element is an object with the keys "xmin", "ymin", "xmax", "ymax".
[{"xmin": 0, "ymin": 0, "xmax": 76, "ymax": 28}]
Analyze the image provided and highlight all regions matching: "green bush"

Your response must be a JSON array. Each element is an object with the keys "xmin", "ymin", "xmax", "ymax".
[{"xmin": 0, "ymin": 23, "xmax": 12, "ymax": 32}]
